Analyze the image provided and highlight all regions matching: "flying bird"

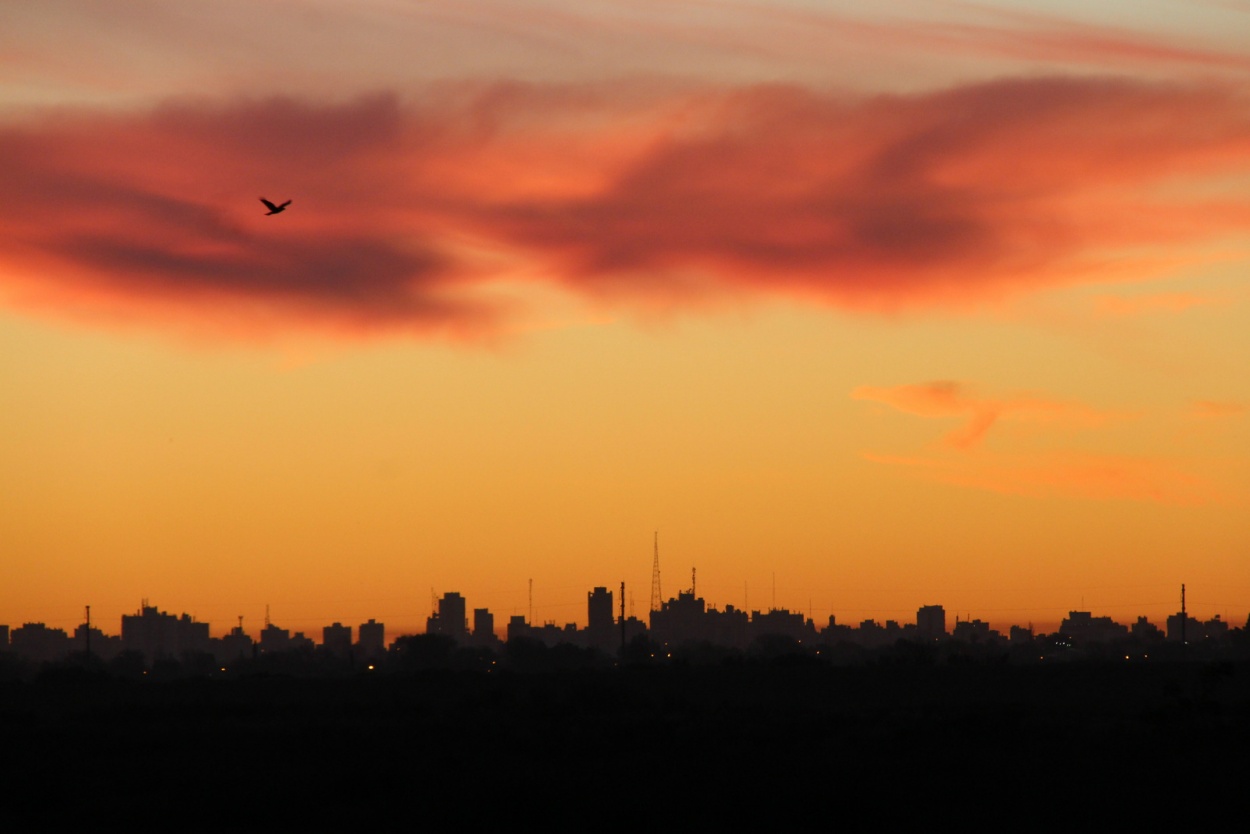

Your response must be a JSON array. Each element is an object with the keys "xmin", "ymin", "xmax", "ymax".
[{"xmin": 260, "ymin": 198, "xmax": 291, "ymax": 215}]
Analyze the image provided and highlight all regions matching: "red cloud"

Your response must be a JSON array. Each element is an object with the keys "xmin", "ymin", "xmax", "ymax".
[{"xmin": 2, "ymin": 77, "xmax": 1250, "ymax": 341}]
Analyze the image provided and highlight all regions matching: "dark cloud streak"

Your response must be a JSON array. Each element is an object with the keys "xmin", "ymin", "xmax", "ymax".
[{"xmin": 2, "ymin": 78, "xmax": 1249, "ymax": 341}]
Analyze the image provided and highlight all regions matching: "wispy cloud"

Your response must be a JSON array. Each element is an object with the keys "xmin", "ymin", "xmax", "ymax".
[
  {"xmin": 2, "ymin": 76, "xmax": 1250, "ymax": 341},
  {"xmin": 851, "ymin": 381, "xmax": 1119, "ymax": 449},
  {"xmin": 853, "ymin": 381, "xmax": 1240, "ymax": 504}
]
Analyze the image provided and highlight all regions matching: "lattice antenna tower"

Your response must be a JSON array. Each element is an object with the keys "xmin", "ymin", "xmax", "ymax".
[{"xmin": 650, "ymin": 532, "xmax": 662, "ymax": 612}]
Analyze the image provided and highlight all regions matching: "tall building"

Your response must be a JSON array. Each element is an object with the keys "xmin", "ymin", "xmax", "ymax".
[
  {"xmin": 259, "ymin": 622, "xmax": 292, "ymax": 654},
  {"xmin": 1059, "ymin": 611, "xmax": 1128, "ymax": 644},
  {"xmin": 427, "ymin": 592, "xmax": 469, "ymax": 642},
  {"xmin": 587, "ymin": 586, "xmax": 615, "ymax": 651},
  {"xmin": 358, "ymin": 619, "xmax": 385, "ymax": 659},
  {"xmin": 751, "ymin": 608, "xmax": 812, "ymax": 643},
  {"xmin": 916, "ymin": 605, "xmax": 946, "ymax": 642},
  {"xmin": 650, "ymin": 591, "xmax": 708, "ymax": 646},
  {"xmin": 472, "ymin": 609, "xmax": 495, "ymax": 645},
  {"xmin": 74, "ymin": 623, "xmax": 121, "ymax": 661},
  {"xmin": 121, "ymin": 604, "xmax": 211, "ymax": 664},
  {"xmin": 216, "ymin": 623, "xmax": 254, "ymax": 663},
  {"xmin": 1166, "ymin": 612, "xmax": 1202, "ymax": 643},
  {"xmin": 10, "ymin": 623, "xmax": 70, "ymax": 663},
  {"xmin": 952, "ymin": 618, "xmax": 1000, "ymax": 643},
  {"xmin": 506, "ymin": 614, "xmax": 530, "ymax": 643},
  {"xmin": 323, "ymin": 622, "xmax": 353, "ymax": 658}
]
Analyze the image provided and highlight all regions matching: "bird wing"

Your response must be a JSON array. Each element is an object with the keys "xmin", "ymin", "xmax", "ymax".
[
  {"xmin": 260, "ymin": 198, "xmax": 278, "ymax": 211},
  {"xmin": 277, "ymin": 200, "xmax": 291, "ymax": 209}
]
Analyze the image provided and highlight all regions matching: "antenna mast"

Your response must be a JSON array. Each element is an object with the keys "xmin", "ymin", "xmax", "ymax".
[
  {"xmin": 650, "ymin": 532, "xmax": 662, "ymax": 612},
  {"xmin": 1181, "ymin": 583, "xmax": 1187, "ymax": 645},
  {"xmin": 691, "ymin": 567, "xmax": 696, "ymax": 597},
  {"xmin": 620, "ymin": 581, "xmax": 626, "ymax": 651},
  {"xmin": 529, "ymin": 578, "xmax": 533, "ymax": 625}
]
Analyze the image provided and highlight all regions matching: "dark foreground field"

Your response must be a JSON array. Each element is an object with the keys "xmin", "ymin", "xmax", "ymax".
[{"xmin": 3, "ymin": 660, "xmax": 1247, "ymax": 829}]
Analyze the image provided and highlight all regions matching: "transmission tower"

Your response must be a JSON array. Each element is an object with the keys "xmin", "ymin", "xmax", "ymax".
[{"xmin": 650, "ymin": 532, "xmax": 662, "ymax": 612}]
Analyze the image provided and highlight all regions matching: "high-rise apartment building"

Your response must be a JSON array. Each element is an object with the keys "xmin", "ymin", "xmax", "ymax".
[
  {"xmin": 358, "ymin": 619, "xmax": 385, "ymax": 659},
  {"xmin": 587, "ymin": 586, "xmax": 614, "ymax": 651},
  {"xmin": 916, "ymin": 605, "xmax": 947, "ymax": 642}
]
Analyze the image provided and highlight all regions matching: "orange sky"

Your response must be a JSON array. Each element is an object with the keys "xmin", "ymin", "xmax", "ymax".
[{"xmin": 2, "ymin": 1, "xmax": 1248, "ymax": 639}]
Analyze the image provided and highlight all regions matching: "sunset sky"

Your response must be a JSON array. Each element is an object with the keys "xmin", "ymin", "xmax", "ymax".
[{"xmin": 3, "ymin": 0, "xmax": 1248, "ymax": 639}]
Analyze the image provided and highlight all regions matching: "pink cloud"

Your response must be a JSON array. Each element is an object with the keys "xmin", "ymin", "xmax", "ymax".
[
  {"xmin": 2, "ymin": 76, "xmax": 1250, "ymax": 341},
  {"xmin": 851, "ymin": 381, "xmax": 1116, "ymax": 449}
]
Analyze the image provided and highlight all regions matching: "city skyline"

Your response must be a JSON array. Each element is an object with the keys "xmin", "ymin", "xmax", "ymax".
[
  {"xmin": 0, "ymin": 574, "xmax": 1231, "ymax": 642},
  {"xmin": 3, "ymin": 3, "xmax": 1248, "ymax": 637}
]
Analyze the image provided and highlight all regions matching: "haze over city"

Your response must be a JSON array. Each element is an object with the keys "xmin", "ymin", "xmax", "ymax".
[{"xmin": 3, "ymin": 1, "xmax": 1248, "ymax": 640}]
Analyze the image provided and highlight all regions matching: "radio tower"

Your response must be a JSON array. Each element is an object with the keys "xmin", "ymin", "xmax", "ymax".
[
  {"xmin": 650, "ymin": 532, "xmax": 662, "ymax": 612},
  {"xmin": 1181, "ymin": 583, "xmax": 1187, "ymax": 645}
]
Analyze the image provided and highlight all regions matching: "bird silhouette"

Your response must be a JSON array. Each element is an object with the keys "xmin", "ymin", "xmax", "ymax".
[{"xmin": 260, "ymin": 198, "xmax": 291, "ymax": 215}]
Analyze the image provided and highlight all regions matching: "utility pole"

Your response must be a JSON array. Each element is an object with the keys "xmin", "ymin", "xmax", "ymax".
[{"xmin": 620, "ymin": 581, "xmax": 626, "ymax": 652}]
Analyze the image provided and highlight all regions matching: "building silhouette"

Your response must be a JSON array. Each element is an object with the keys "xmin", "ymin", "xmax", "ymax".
[
  {"xmin": 323, "ymin": 622, "xmax": 352, "ymax": 658},
  {"xmin": 1059, "ymin": 611, "xmax": 1128, "ymax": 644},
  {"xmin": 10, "ymin": 623, "xmax": 70, "ymax": 663},
  {"xmin": 952, "ymin": 618, "xmax": 1000, "ymax": 644},
  {"xmin": 358, "ymin": 619, "xmax": 385, "ymax": 659},
  {"xmin": 650, "ymin": 591, "xmax": 709, "ymax": 647},
  {"xmin": 472, "ymin": 608, "xmax": 496, "ymax": 647},
  {"xmin": 917, "ymin": 605, "xmax": 946, "ymax": 642},
  {"xmin": 1131, "ymin": 617, "xmax": 1163, "ymax": 641},
  {"xmin": 427, "ymin": 592, "xmax": 468, "ymax": 643},
  {"xmin": 587, "ymin": 587, "xmax": 615, "ymax": 651},
  {"xmin": 217, "ymin": 622, "xmax": 254, "ymax": 663},
  {"xmin": 121, "ymin": 604, "xmax": 210, "ymax": 664},
  {"xmin": 259, "ymin": 621, "xmax": 292, "ymax": 654},
  {"xmin": 74, "ymin": 622, "xmax": 122, "ymax": 661}
]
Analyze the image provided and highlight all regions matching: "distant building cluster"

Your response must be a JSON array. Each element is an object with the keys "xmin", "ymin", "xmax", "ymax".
[{"xmin": 1, "ymin": 586, "xmax": 1243, "ymax": 670}]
